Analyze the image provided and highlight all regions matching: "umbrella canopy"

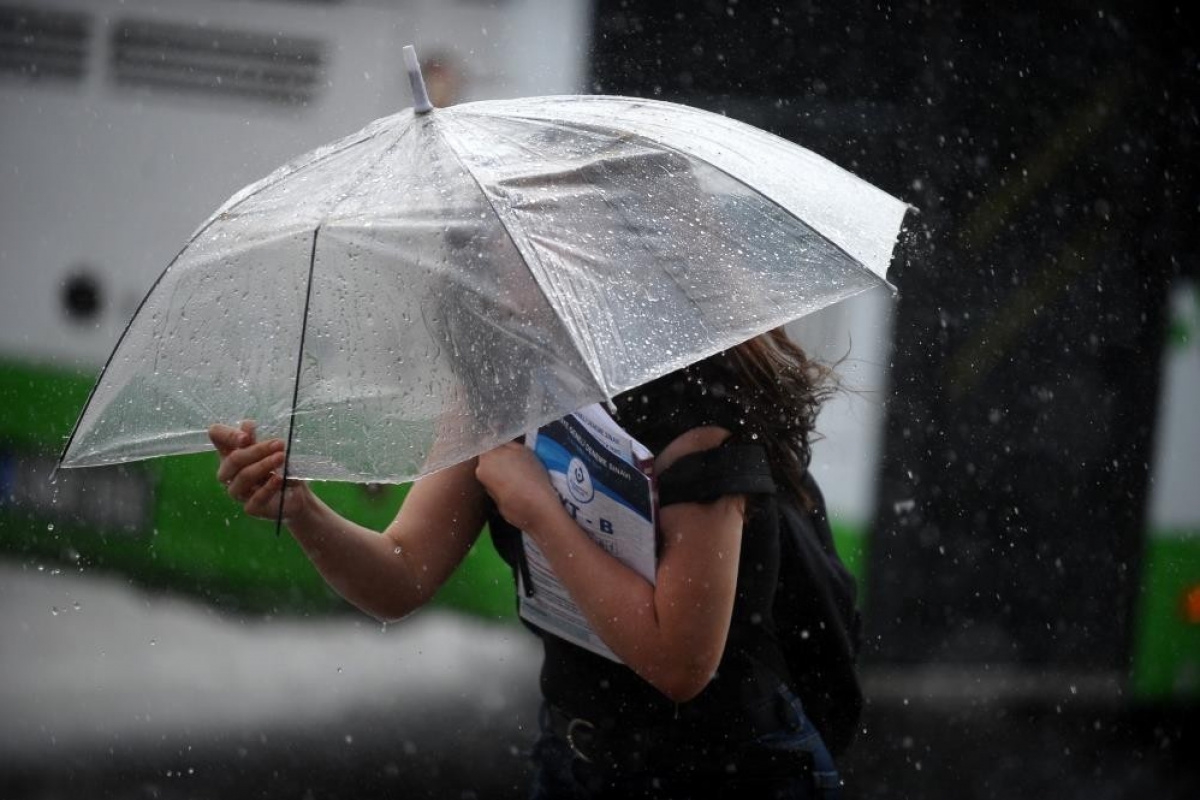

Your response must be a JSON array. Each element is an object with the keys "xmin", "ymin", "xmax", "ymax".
[{"xmin": 59, "ymin": 51, "xmax": 908, "ymax": 485}]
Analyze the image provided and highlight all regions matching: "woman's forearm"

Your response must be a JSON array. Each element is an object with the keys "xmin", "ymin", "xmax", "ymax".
[
  {"xmin": 209, "ymin": 423, "xmax": 484, "ymax": 622},
  {"xmin": 284, "ymin": 489, "xmax": 437, "ymax": 622},
  {"xmin": 283, "ymin": 461, "xmax": 488, "ymax": 623},
  {"xmin": 473, "ymin": 438, "xmax": 742, "ymax": 702},
  {"xmin": 524, "ymin": 502, "xmax": 742, "ymax": 702}
]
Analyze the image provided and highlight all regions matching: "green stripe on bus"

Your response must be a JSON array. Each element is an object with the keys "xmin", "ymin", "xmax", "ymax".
[
  {"xmin": 0, "ymin": 357, "xmax": 515, "ymax": 620},
  {"xmin": 1130, "ymin": 532, "xmax": 1200, "ymax": 699}
]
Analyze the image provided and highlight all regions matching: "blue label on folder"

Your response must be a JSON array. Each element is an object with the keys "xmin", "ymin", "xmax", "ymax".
[{"xmin": 535, "ymin": 417, "xmax": 652, "ymax": 519}]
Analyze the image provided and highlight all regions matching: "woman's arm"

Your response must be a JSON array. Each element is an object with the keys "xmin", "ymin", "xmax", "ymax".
[
  {"xmin": 476, "ymin": 426, "xmax": 743, "ymax": 703},
  {"xmin": 209, "ymin": 423, "xmax": 489, "ymax": 622}
]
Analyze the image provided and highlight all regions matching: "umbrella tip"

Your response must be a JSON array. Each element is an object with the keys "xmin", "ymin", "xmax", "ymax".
[{"xmin": 403, "ymin": 44, "xmax": 434, "ymax": 114}]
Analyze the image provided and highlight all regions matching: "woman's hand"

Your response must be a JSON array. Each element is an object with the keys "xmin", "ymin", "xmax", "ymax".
[
  {"xmin": 208, "ymin": 420, "xmax": 313, "ymax": 522},
  {"xmin": 475, "ymin": 442, "xmax": 565, "ymax": 534}
]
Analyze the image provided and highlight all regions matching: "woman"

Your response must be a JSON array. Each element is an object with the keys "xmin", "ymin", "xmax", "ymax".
[{"xmin": 209, "ymin": 328, "xmax": 844, "ymax": 799}]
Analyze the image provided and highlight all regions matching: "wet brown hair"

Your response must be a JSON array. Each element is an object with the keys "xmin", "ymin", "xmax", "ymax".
[{"xmin": 724, "ymin": 328, "xmax": 837, "ymax": 509}]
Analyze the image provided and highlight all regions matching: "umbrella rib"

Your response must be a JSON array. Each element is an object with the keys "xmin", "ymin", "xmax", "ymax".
[
  {"xmin": 273, "ymin": 122, "xmax": 416, "ymax": 522},
  {"xmin": 53, "ymin": 198, "xmax": 238, "ymax": 478},
  {"xmin": 202, "ymin": 114, "xmax": 406, "ymax": 232},
  {"xmin": 54, "ymin": 118, "xmax": 407, "ymax": 478},
  {"xmin": 320, "ymin": 120, "xmax": 417, "ymax": 221},
  {"xmin": 467, "ymin": 124, "xmax": 680, "ymax": 377},
  {"xmin": 277, "ymin": 226, "xmax": 321, "ymax": 534},
  {"xmin": 432, "ymin": 113, "xmax": 610, "ymax": 398}
]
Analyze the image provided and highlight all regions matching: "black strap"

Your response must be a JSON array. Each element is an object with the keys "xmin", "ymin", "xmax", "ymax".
[{"xmin": 657, "ymin": 443, "xmax": 776, "ymax": 507}]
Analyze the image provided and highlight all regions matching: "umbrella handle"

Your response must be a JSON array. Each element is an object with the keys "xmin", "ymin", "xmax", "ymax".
[{"xmin": 403, "ymin": 44, "xmax": 433, "ymax": 114}]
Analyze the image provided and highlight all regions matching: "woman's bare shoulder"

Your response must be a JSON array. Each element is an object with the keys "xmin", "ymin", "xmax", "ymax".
[{"xmin": 654, "ymin": 425, "xmax": 733, "ymax": 475}]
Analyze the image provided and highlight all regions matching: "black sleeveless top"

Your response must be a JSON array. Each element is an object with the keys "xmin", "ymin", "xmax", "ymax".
[{"xmin": 488, "ymin": 355, "xmax": 792, "ymax": 739}]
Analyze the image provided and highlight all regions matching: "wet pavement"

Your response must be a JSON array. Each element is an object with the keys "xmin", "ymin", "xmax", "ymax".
[
  {"xmin": 844, "ymin": 682, "xmax": 1197, "ymax": 799},
  {"xmin": 1, "ymin": 562, "xmax": 1195, "ymax": 799},
  {"xmin": 0, "ymin": 562, "xmax": 542, "ymax": 799}
]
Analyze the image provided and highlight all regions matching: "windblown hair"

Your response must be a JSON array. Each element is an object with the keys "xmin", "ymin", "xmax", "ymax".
[{"xmin": 724, "ymin": 328, "xmax": 837, "ymax": 509}]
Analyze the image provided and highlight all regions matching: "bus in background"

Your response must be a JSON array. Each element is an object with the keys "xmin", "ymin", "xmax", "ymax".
[
  {"xmin": 1137, "ymin": 278, "xmax": 1200, "ymax": 700},
  {"xmin": 0, "ymin": 0, "xmax": 591, "ymax": 617}
]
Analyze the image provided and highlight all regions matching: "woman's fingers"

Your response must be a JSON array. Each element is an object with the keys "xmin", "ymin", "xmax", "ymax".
[
  {"xmin": 227, "ymin": 450, "xmax": 286, "ymax": 501},
  {"xmin": 216, "ymin": 439, "xmax": 284, "ymax": 485},
  {"xmin": 210, "ymin": 419, "xmax": 296, "ymax": 520},
  {"xmin": 209, "ymin": 420, "xmax": 258, "ymax": 456},
  {"xmin": 208, "ymin": 424, "xmax": 242, "ymax": 456},
  {"xmin": 243, "ymin": 473, "xmax": 284, "ymax": 518}
]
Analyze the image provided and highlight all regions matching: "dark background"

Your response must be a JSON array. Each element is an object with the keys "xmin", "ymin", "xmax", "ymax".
[
  {"xmin": 591, "ymin": 1, "xmax": 1196, "ymax": 797},
  {"xmin": 592, "ymin": 0, "xmax": 1196, "ymax": 672}
]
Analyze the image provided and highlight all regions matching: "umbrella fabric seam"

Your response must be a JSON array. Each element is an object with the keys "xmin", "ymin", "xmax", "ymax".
[
  {"xmin": 450, "ymin": 120, "xmax": 645, "ymax": 379},
  {"xmin": 189, "ymin": 113, "xmax": 405, "ymax": 239},
  {"xmin": 431, "ymin": 111, "xmax": 610, "ymax": 399},
  {"xmin": 318, "ymin": 119, "xmax": 417, "ymax": 222}
]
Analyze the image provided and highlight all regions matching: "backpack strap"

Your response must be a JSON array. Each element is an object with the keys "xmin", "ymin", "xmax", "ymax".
[{"xmin": 657, "ymin": 443, "xmax": 777, "ymax": 507}]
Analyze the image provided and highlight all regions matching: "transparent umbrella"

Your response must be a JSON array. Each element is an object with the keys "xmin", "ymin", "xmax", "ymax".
[{"xmin": 58, "ymin": 46, "xmax": 909, "ymax": 485}]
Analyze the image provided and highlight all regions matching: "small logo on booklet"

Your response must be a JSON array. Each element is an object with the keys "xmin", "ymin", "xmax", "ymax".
[{"xmin": 566, "ymin": 457, "xmax": 594, "ymax": 504}]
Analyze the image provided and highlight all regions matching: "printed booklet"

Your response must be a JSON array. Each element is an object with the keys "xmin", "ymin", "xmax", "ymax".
[{"xmin": 519, "ymin": 403, "xmax": 656, "ymax": 662}]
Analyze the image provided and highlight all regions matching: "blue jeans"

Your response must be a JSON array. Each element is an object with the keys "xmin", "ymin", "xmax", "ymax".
[{"xmin": 528, "ymin": 684, "xmax": 842, "ymax": 800}]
